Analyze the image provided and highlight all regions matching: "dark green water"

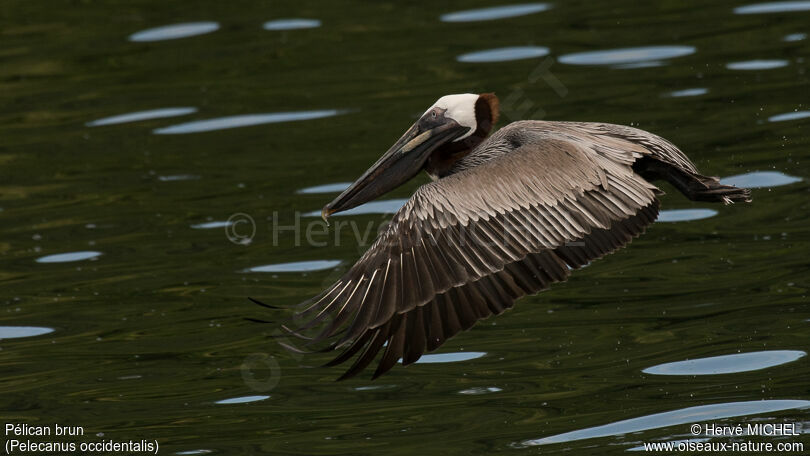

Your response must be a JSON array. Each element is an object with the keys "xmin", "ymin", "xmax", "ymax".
[{"xmin": 1, "ymin": 0, "xmax": 809, "ymax": 454}]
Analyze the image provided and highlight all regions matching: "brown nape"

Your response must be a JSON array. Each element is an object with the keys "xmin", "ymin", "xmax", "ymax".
[
  {"xmin": 476, "ymin": 92, "xmax": 499, "ymax": 135},
  {"xmin": 424, "ymin": 93, "xmax": 501, "ymax": 178}
]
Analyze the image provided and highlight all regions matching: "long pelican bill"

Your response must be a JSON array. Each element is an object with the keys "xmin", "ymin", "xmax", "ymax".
[
  {"xmin": 260, "ymin": 93, "xmax": 752, "ymax": 380},
  {"xmin": 322, "ymin": 120, "xmax": 468, "ymax": 218}
]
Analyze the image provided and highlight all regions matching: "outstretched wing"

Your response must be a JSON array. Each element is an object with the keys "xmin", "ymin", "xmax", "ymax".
[
  {"xmin": 292, "ymin": 136, "xmax": 661, "ymax": 379},
  {"xmin": 566, "ymin": 121, "xmax": 701, "ymax": 173}
]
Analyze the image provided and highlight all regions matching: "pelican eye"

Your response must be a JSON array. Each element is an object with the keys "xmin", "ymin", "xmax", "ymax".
[{"xmin": 420, "ymin": 108, "xmax": 445, "ymax": 130}]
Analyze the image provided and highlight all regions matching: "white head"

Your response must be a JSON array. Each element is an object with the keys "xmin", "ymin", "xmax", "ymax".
[
  {"xmin": 423, "ymin": 93, "xmax": 480, "ymax": 141},
  {"xmin": 323, "ymin": 92, "xmax": 500, "ymax": 218}
]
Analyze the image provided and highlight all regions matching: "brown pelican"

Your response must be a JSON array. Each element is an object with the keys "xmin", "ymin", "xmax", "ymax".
[{"xmin": 276, "ymin": 93, "xmax": 751, "ymax": 380}]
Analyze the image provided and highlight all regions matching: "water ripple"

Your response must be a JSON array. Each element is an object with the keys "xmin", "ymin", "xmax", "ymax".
[
  {"xmin": 614, "ymin": 61, "xmax": 664, "ymax": 69},
  {"xmin": 721, "ymin": 171, "xmax": 802, "ymax": 188},
  {"xmin": 153, "ymin": 110, "xmax": 345, "ymax": 134},
  {"xmin": 783, "ymin": 33, "xmax": 807, "ymax": 41},
  {"xmin": 457, "ymin": 46, "xmax": 549, "ymax": 63},
  {"xmin": 768, "ymin": 110, "xmax": 810, "ymax": 122},
  {"xmin": 666, "ymin": 88, "xmax": 708, "ymax": 97},
  {"xmin": 518, "ymin": 399, "xmax": 810, "ymax": 446},
  {"xmin": 726, "ymin": 60, "xmax": 789, "ymax": 70},
  {"xmin": 214, "ymin": 395, "xmax": 270, "ymax": 405},
  {"xmin": 416, "ymin": 352, "xmax": 486, "ymax": 364},
  {"xmin": 190, "ymin": 220, "xmax": 233, "ymax": 229},
  {"xmin": 243, "ymin": 260, "xmax": 342, "ymax": 273},
  {"xmin": 263, "ymin": 19, "xmax": 321, "ymax": 31},
  {"xmin": 129, "ymin": 22, "xmax": 220, "ymax": 42},
  {"xmin": 558, "ymin": 46, "xmax": 695, "ymax": 66},
  {"xmin": 86, "ymin": 107, "xmax": 197, "ymax": 127},
  {"xmin": 297, "ymin": 182, "xmax": 352, "ymax": 194},
  {"xmin": 157, "ymin": 174, "xmax": 200, "ymax": 182},
  {"xmin": 36, "ymin": 251, "xmax": 102, "ymax": 263},
  {"xmin": 354, "ymin": 385, "xmax": 397, "ymax": 392},
  {"xmin": 643, "ymin": 350, "xmax": 806, "ymax": 375},
  {"xmin": 441, "ymin": 3, "xmax": 551, "ymax": 22},
  {"xmin": 0, "ymin": 326, "xmax": 55, "ymax": 339},
  {"xmin": 305, "ymin": 199, "xmax": 407, "ymax": 217},
  {"xmin": 459, "ymin": 386, "xmax": 502, "ymax": 395},
  {"xmin": 658, "ymin": 209, "xmax": 717, "ymax": 222},
  {"xmin": 735, "ymin": 1, "xmax": 810, "ymax": 14}
]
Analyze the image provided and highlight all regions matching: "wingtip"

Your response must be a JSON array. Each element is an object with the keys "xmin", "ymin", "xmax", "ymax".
[
  {"xmin": 371, "ymin": 362, "xmax": 396, "ymax": 380},
  {"xmin": 248, "ymin": 297, "xmax": 280, "ymax": 309},
  {"xmin": 721, "ymin": 188, "xmax": 752, "ymax": 205}
]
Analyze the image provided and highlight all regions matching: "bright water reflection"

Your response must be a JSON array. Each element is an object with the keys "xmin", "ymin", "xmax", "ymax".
[
  {"xmin": 415, "ymin": 352, "xmax": 486, "ymax": 364},
  {"xmin": 214, "ymin": 395, "xmax": 270, "ymax": 405},
  {"xmin": 666, "ymin": 88, "xmax": 708, "ymax": 97},
  {"xmin": 296, "ymin": 183, "xmax": 351, "ymax": 194},
  {"xmin": 783, "ymin": 33, "xmax": 807, "ymax": 41},
  {"xmin": 86, "ymin": 107, "xmax": 197, "ymax": 127},
  {"xmin": 128, "ymin": 22, "xmax": 220, "ymax": 42},
  {"xmin": 457, "ymin": 46, "xmax": 550, "ymax": 63},
  {"xmin": 304, "ymin": 199, "xmax": 407, "ymax": 217},
  {"xmin": 558, "ymin": 46, "xmax": 695, "ymax": 66},
  {"xmin": 440, "ymin": 4, "xmax": 551, "ymax": 22},
  {"xmin": 657, "ymin": 209, "xmax": 717, "ymax": 222},
  {"xmin": 190, "ymin": 220, "xmax": 233, "ymax": 229},
  {"xmin": 36, "ymin": 251, "xmax": 102, "ymax": 263},
  {"xmin": 734, "ymin": 1, "xmax": 810, "ymax": 14},
  {"xmin": 458, "ymin": 386, "xmax": 502, "ymax": 395},
  {"xmin": 726, "ymin": 60, "xmax": 789, "ymax": 70},
  {"xmin": 768, "ymin": 111, "xmax": 810, "ymax": 122},
  {"xmin": 0, "ymin": 326, "xmax": 55, "ymax": 339},
  {"xmin": 262, "ymin": 19, "xmax": 321, "ymax": 31},
  {"xmin": 643, "ymin": 350, "xmax": 806, "ymax": 375},
  {"xmin": 243, "ymin": 260, "xmax": 342, "ymax": 273},
  {"xmin": 720, "ymin": 171, "xmax": 801, "ymax": 188},
  {"xmin": 519, "ymin": 400, "xmax": 810, "ymax": 446},
  {"xmin": 157, "ymin": 174, "xmax": 200, "ymax": 182},
  {"xmin": 153, "ymin": 110, "xmax": 346, "ymax": 134}
]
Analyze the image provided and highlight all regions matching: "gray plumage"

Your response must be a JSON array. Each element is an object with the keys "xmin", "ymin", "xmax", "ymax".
[{"xmin": 284, "ymin": 111, "xmax": 750, "ymax": 380}]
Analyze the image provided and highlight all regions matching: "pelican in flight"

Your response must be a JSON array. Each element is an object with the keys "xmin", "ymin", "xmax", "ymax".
[{"xmin": 275, "ymin": 93, "xmax": 750, "ymax": 380}]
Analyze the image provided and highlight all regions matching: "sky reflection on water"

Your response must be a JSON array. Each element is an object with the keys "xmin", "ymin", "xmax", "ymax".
[
  {"xmin": 726, "ymin": 59, "xmax": 789, "ymax": 70},
  {"xmin": 86, "ymin": 107, "xmax": 197, "ymax": 127},
  {"xmin": 243, "ymin": 260, "xmax": 342, "ymax": 273},
  {"xmin": 457, "ymin": 46, "xmax": 550, "ymax": 63},
  {"xmin": 519, "ymin": 400, "xmax": 810, "ymax": 446},
  {"xmin": 0, "ymin": 326, "xmax": 55, "ymax": 339},
  {"xmin": 643, "ymin": 350, "xmax": 806, "ymax": 375},
  {"xmin": 129, "ymin": 22, "xmax": 220, "ymax": 42},
  {"xmin": 441, "ymin": 3, "xmax": 550, "ymax": 22},
  {"xmin": 558, "ymin": 46, "xmax": 695, "ymax": 66},
  {"xmin": 734, "ymin": 1, "xmax": 810, "ymax": 14},
  {"xmin": 36, "ymin": 251, "xmax": 102, "ymax": 263},
  {"xmin": 657, "ymin": 209, "xmax": 717, "ymax": 222},
  {"xmin": 263, "ymin": 19, "xmax": 322, "ymax": 31},
  {"xmin": 154, "ymin": 110, "xmax": 346, "ymax": 134}
]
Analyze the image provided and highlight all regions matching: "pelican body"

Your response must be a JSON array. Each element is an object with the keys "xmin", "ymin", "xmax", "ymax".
[{"xmin": 284, "ymin": 93, "xmax": 750, "ymax": 380}]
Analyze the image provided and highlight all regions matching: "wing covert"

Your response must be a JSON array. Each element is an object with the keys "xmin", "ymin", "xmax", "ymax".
[{"xmin": 291, "ymin": 137, "xmax": 661, "ymax": 379}]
